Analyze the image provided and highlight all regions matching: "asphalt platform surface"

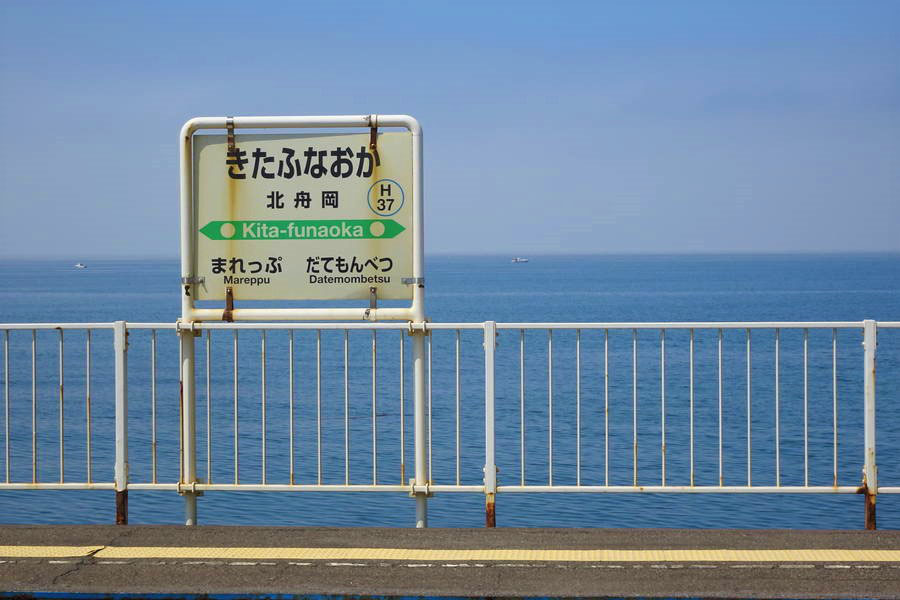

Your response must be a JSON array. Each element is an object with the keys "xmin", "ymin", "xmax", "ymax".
[{"xmin": 1, "ymin": 525, "xmax": 900, "ymax": 599}]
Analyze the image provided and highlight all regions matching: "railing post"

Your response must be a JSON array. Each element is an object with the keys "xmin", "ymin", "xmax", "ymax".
[
  {"xmin": 180, "ymin": 321, "xmax": 198, "ymax": 525},
  {"xmin": 483, "ymin": 321, "xmax": 497, "ymax": 527},
  {"xmin": 113, "ymin": 321, "xmax": 128, "ymax": 525},
  {"xmin": 863, "ymin": 319, "xmax": 877, "ymax": 530},
  {"xmin": 411, "ymin": 325, "xmax": 428, "ymax": 528}
]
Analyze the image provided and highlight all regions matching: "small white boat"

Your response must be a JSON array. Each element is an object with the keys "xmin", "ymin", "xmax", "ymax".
[
  {"xmin": 74, "ymin": 263, "xmax": 86, "ymax": 269},
  {"xmin": 511, "ymin": 257, "xmax": 529, "ymax": 263}
]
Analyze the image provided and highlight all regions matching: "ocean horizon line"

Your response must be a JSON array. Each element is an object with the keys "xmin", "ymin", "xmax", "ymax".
[{"xmin": 3, "ymin": 250, "xmax": 900, "ymax": 261}]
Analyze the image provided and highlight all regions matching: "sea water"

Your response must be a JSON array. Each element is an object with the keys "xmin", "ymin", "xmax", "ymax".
[{"xmin": 0, "ymin": 254, "xmax": 898, "ymax": 529}]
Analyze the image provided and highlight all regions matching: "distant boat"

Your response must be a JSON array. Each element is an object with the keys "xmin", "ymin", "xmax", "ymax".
[
  {"xmin": 511, "ymin": 257, "xmax": 529, "ymax": 263},
  {"xmin": 74, "ymin": 263, "xmax": 86, "ymax": 269}
]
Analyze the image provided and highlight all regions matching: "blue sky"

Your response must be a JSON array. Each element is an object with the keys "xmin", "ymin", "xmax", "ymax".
[{"xmin": 0, "ymin": 0, "xmax": 898, "ymax": 257}]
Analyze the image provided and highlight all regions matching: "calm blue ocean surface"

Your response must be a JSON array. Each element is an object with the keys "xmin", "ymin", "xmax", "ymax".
[{"xmin": 0, "ymin": 254, "xmax": 899, "ymax": 529}]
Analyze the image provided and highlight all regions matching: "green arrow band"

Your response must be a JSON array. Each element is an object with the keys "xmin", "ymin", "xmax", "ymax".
[{"xmin": 200, "ymin": 219, "xmax": 405, "ymax": 241}]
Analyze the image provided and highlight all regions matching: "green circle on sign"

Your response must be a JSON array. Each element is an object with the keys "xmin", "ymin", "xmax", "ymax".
[
  {"xmin": 220, "ymin": 223, "xmax": 236, "ymax": 239},
  {"xmin": 369, "ymin": 221, "xmax": 386, "ymax": 237}
]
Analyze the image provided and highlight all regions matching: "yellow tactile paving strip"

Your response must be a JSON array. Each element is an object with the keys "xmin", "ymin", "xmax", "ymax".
[
  {"xmin": 2, "ymin": 546, "xmax": 900, "ymax": 562},
  {"xmin": 1, "ymin": 546, "xmax": 104, "ymax": 558}
]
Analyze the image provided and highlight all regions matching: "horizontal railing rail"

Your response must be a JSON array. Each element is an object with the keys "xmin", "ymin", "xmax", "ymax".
[{"xmin": 1, "ymin": 319, "xmax": 896, "ymax": 528}]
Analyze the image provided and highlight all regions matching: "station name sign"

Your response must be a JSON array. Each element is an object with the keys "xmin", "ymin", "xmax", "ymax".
[{"xmin": 192, "ymin": 132, "xmax": 413, "ymax": 301}]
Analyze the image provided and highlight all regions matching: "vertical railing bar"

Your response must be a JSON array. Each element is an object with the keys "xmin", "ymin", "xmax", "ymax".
[
  {"xmin": 455, "ymin": 329, "xmax": 460, "ymax": 486},
  {"xmin": 519, "ymin": 329, "xmax": 525, "ymax": 486},
  {"xmin": 803, "ymin": 328, "xmax": 809, "ymax": 487},
  {"xmin": 427, "ymin": 333, "xmax": 432, "ymax": 483},
  {"xmin": 632, "ymin": 328, "xmax": 637, "ymax": 487},
  {"xmin": 3, "ymin": 330, "xmax": 8, "ymax": 484},
  {"xmin": 85, "ymin": 330, "xmax": 92, "ymax": 483},
  {"xmin": 206, "ymin": 330, "xmax": 211, "ymax": 485},
  {"xmin": 718, "ymin": 328, "xmax": 723, "ymax": 487},
  {"xmin": 548, "ymin": 329, "xmax": 553, "ymax": 486},
  {"xmin": 832, "ymin": 328, "xmax": 838, "ymax": 488},
  {"xmin": 58, "ymin": 329, "xmax": 64, "ymax": 483},
  {"xmin": 261, "ymin": 330, "xmax": 267, "ymax": 485},
  {"xmin": 233, "ymin": 330, "xmax": 239, "ymax": 485},
  {"xmin": 576, "ymin": 329, "xmax": 581, "ymax": 486},
  {"xmin": 689, "ymin": 328, "xmax": 694, "ymax": 487},
  {"xmin": 661, "ymin": 329, "xmax": 666, "ymax": 487},
  {"xmin": 113, "ymin": 322, "xmax": 129, "ymax": 525},
  {"xmin": 316, "ymin": 329, "xmax": 322, "ymax": 485},
  {"xmin": 863, "ymin": 320, "xmax": 878, "ymax": 529},
  {"xmin": 343, "ymin": 330, "xmax": 348, "ymax": 486},
  {"xmin": 290, "ymin": 330, "xmax": 296, "ymax": 485},
  {"xmin": 775, "ymin": 328, "xmax": 781, "ymax": 487},
  {"xmin": 483, "ymin": 321, "xmax": 498, "ymax": 526},
  {"xmin": 372, "ymin": 330, "xmax": 377, "ymax": 485},
  {"xmin": 604, "ymin": 328, "xmax": 609, "ymax": 487},
  {"xmin": 150, "ymin": 330, "xmax": 156, "ymax": 484},
  {"xmin": 399, "ymin": 332, "xmax": 405, "ymax": 485},
  {"xmin": 31, "ymin": 329, "xmax": 36, "ymax": 484},
  {"xmin": 746, "ymin": 328, "xmax": 751, "ymax": 487}
]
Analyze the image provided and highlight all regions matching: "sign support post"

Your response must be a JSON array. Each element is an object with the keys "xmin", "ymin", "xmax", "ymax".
[
  {"xmin": 179, "ymin": 118, "xmax": 197, "ymax": 526},
  {"xmin": 413, "ymin": 327, "xmax": 428, "ymax": 528},
  {"xmin": 180, "ymin": 324, "xmax": 198, "ymax": 525}
]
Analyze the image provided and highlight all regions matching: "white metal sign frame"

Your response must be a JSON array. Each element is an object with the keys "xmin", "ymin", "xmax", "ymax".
[
  {"xmin": 179, "ymin": 115, "xmax": 425, "ymax": 323},
  {"xmin": 178, "ymin": 115, "xmax": 429, "ymax": 528}
]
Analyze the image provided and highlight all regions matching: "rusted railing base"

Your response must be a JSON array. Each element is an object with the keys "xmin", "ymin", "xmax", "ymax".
[
  {"xmin": 116, "ymin": 490, "xmax": 128, "ymax": 525},
  {"xmin": 485, "ymin": 492, "xmax": 496, "ymax": 528},
  {"xmin": 865, "ymin": 490, "xmax": 876, "ymax": 531}
]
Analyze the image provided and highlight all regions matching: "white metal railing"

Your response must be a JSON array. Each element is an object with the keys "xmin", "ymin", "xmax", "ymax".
[{"xmin": 1, "ymin": 320, "xmax": 897, "ymax": 528}]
